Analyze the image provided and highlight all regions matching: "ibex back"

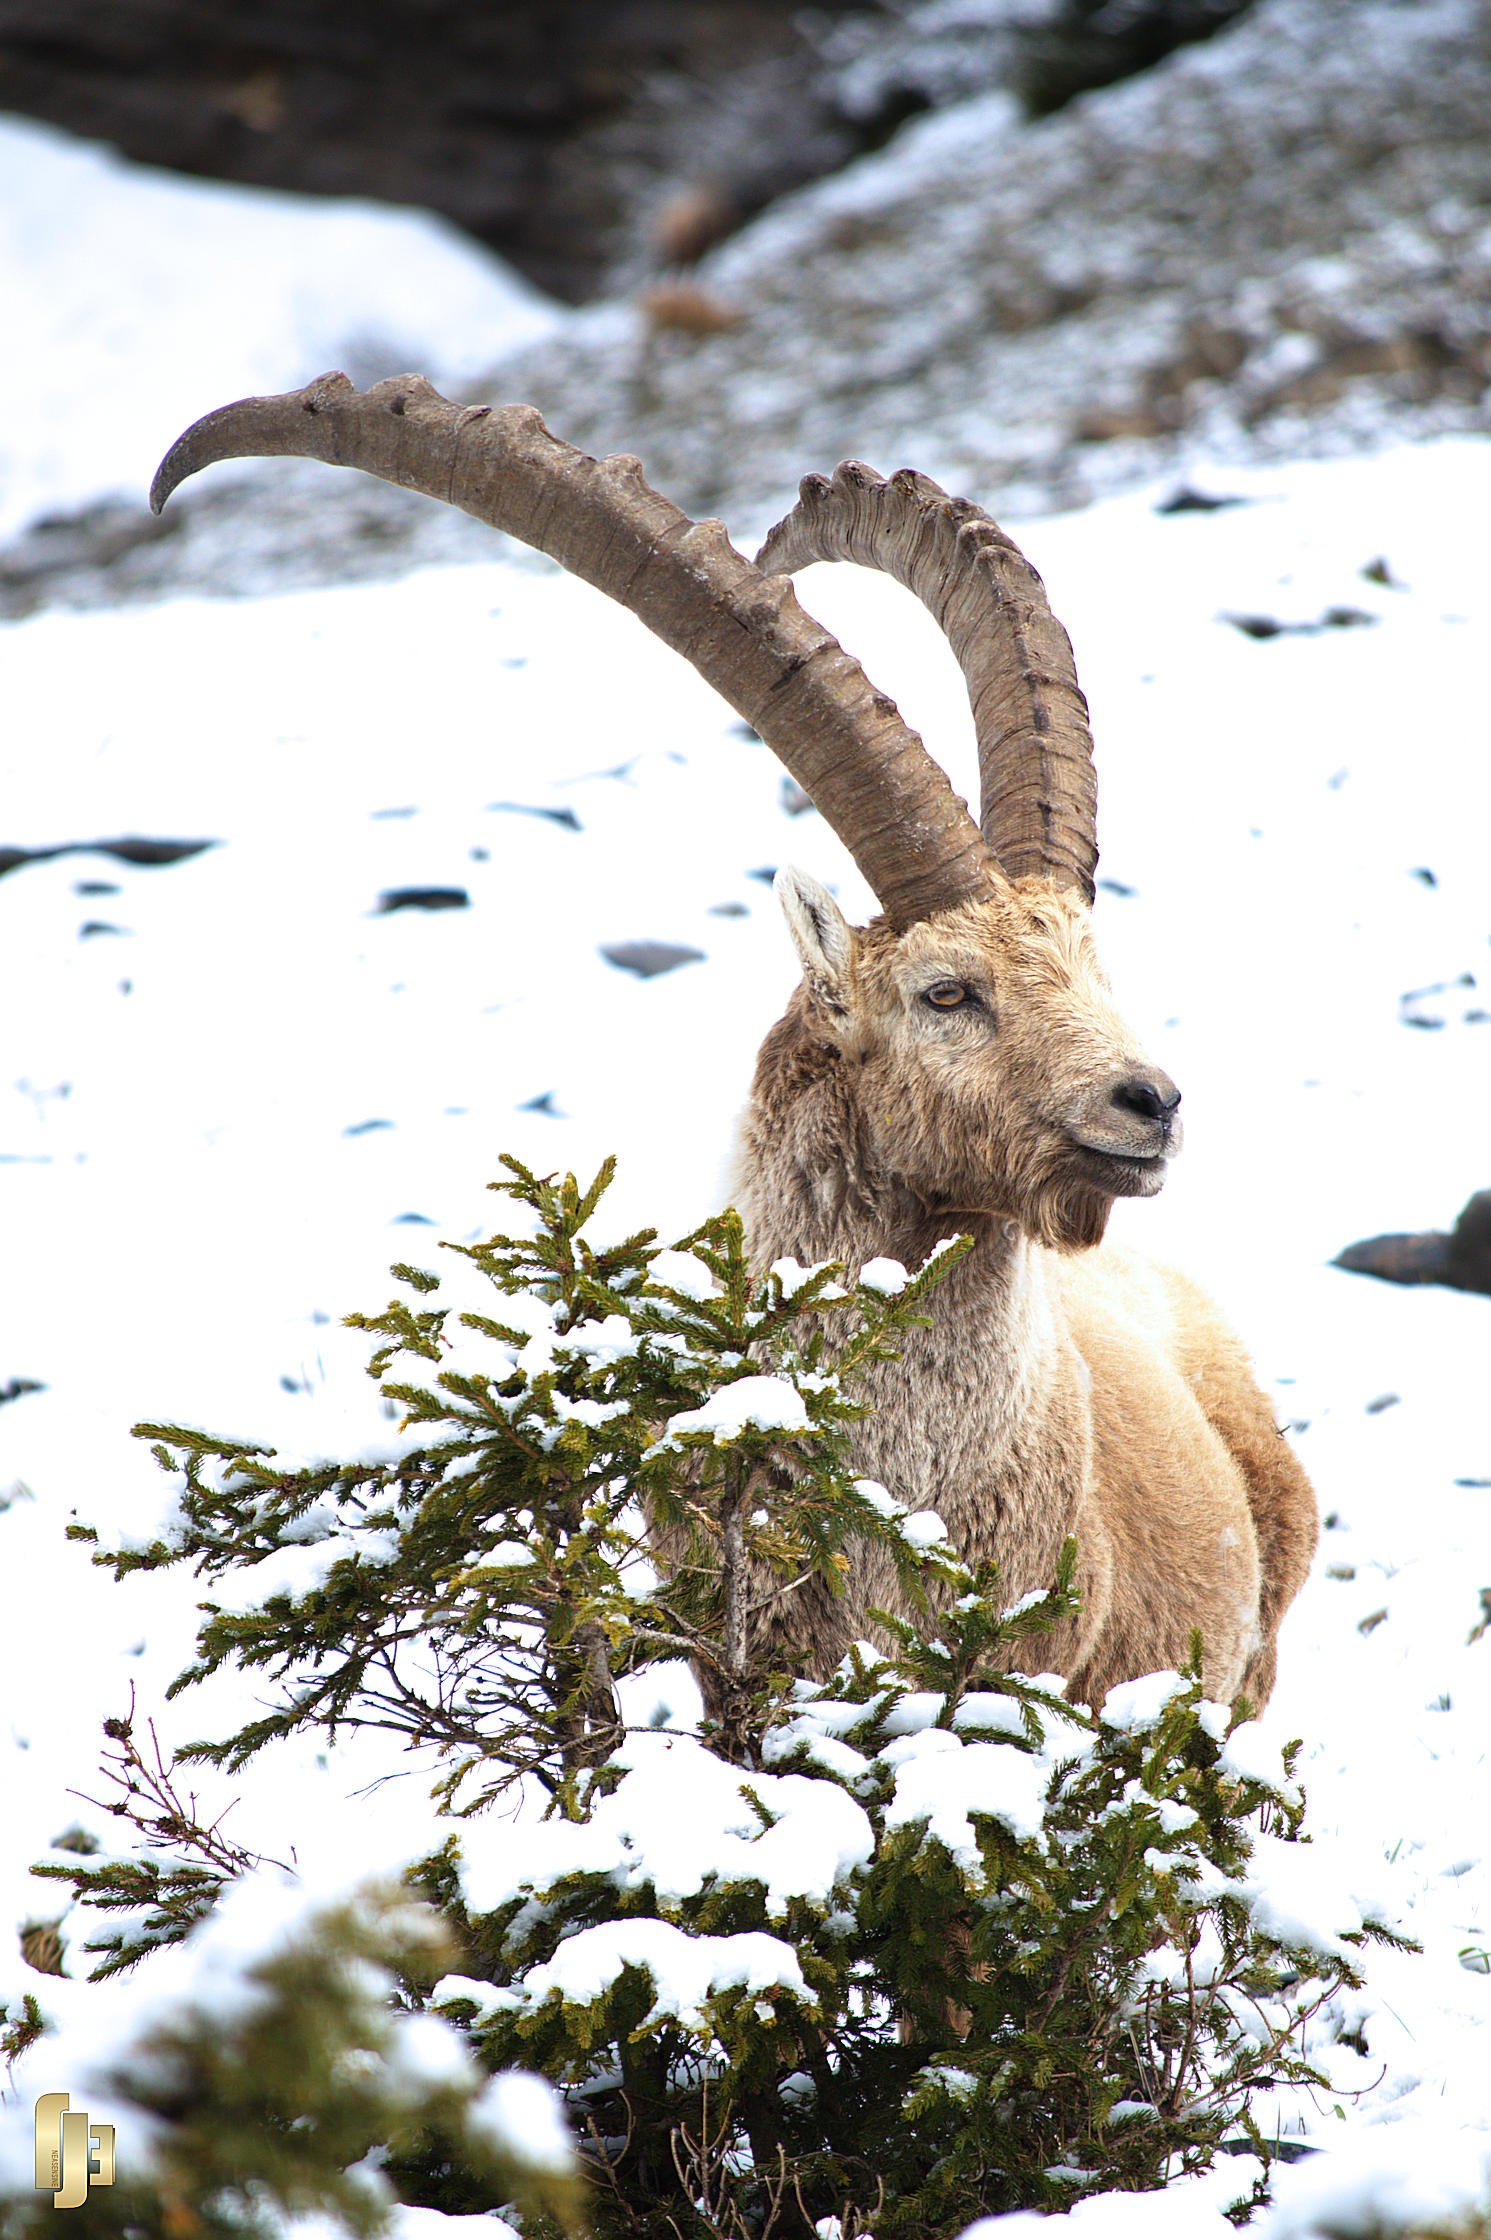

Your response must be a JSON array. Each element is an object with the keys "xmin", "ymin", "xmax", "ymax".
[{"xmin": 151, "ymin": 373, "xmax": 1317, "ymax": 1709}]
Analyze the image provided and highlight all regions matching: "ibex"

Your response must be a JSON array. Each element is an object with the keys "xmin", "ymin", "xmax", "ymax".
[{"xmin": 151, "ymin": 372, "xmax": 1318, "ymax": 1709}]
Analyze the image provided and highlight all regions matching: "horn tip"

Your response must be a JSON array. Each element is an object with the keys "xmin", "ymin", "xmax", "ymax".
[{"xmin": 149, "ymin": 368, "xmax": 360, "ymax": 512}]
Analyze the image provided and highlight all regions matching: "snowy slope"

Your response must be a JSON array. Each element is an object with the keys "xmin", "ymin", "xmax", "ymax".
[
  {"xmin": 0, "ymin": 113, "xmax": 562, "ymax": 541},
  {"xmin": 2, "ymin": 109, "xmax": 1490, "ymax": 2240}
]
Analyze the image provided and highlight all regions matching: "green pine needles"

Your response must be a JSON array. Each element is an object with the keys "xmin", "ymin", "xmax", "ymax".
[
  {"xmin": 12, "ymin": 1158, "xmax": 1407, "ymax": 2240},
  {"xmin": 96, "ymin": 1155, "xmax": 972, "ymax": 1815}
]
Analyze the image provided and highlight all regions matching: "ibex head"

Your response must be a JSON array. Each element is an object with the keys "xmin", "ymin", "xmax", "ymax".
[
  {"xmin": 151, "ymin": 373, "xmax": 1178, "ymax": 1250},
  {"xmin": 753, "ymin": 462, "xmax": 1179, "ymax": 1252},
  {"xmin": 774, "ymin": 870, "xmax": 1177, "ymax": 1251}
]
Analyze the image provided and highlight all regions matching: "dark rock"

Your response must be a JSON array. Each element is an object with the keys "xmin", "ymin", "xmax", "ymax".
[
  {"xmin": 1334, "ymin": 1231, "xmax": 1453, "ymax": 1284},
  {"xmin": 600, "ymin": 940, "xmax": 705, "ymax": 978},
  {"xmin": 1333, "ymin": 1189, "xmax": 1491, "ymax": 1298},
  {"xmin": 375, "ymin": 886, "xmax": 470, "ymax": 912},
  {"xmin": 1154, "ymin": 485, "xmax": 1248, "ymax": 514},
  {"xmin": 1011, "ymin": 0, "xmax": 1257, "ymax": 117},
  {"xmin": 1396, "ymin": 970, "xmax": 1475, "ymax": 1032},
  {"xmin": 0, "ymin": 0, "xmax": 881, "ymax": 305},
  {"xmin": 474, "ymin": 0, "xmax": 1491, "ymax": 541},
  {"xmin": 0, "ymin": 0, "xmax": 1276, "ymax": 314},
  {"xmin": 1223, "ymin": 613, "xmax": 1287, "ymax": 639},
  {"xmin": 487, "ymin": 801, "xmax": 582, "ymax": 831},
  {"xmin": 0, "ymin": 1377, "xmax": 45, "ymax": 1406},
  {"xmin": 0, "ymin": 837, "xmax": 217, "ymax": 878},
  {"xmin": 1222, "ymin": 606, "xmax": 1377, "ymax": 640}
]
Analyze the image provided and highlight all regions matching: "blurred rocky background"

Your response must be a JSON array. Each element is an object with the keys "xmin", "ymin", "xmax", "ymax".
[
  {"xmin": 0, "ymin": 0, "xmax": 1257, "ymax": 301},
  {"xmin": 3, "ymin": 0, "xmax": 1489, "ymax": 611}
]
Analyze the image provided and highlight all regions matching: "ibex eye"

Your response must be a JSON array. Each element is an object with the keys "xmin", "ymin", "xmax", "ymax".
[{"xmin": 924, "ymin": 981, "xmax": 970, "ymax": 1009}]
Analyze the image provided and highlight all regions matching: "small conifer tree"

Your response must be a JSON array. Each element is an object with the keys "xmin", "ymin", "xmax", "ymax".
[{"xmin": 7, "ymin": 1159, "xmax": 1406, "ymax": 2238}]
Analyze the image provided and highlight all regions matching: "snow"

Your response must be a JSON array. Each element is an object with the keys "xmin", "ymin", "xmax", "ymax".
[
  {"xmin": 455, "ymin": 1733, "xmax": 875, "ymax": 1923},
  {"xmin": 523, "ymin": 1918, "xmax": 813, "ymax": 2034},
  {"xmin": 3, "ymin": 101, "xmax": 1491, "ymax": 2239},
  {"xmin": 1262, "ymin": 2125, "xmax": 1491, "ymax": 2239},
  {"xmin": 958, "ymin": 2152, "xmax": 1275, "ymax": 2234},
  {"xmin": 656, "ymin": 1374, "xmax": 811, "ymax": 1444},
  {"xmin": 0, "ymin": 1865, "xmax": 463, "ymax": 2201},
  {"xmin": 1238, "ymin": 1834, "xmax": 1393, "ymax": 1965},
  {"xmin": 429, "ymin": 1975, "xmax": 522, "ymax": 2025},
  {"xmin": 1214, "ymin": 1719, "xmax": 1300, "ymax": 1797},
  {"xmin": 882, "ymin": 1732, "xmax": 1052, "ymax": 1858},
  {"xmin": 649, "ymin": 1248, "xmax": 722, "ymax": 1299},
  {"xmin": 968, "ymin": 2124, "xmax": 1491, "ymax": 2240},
  {"xmin": 468, "ymin": 2070, "xmax": 575, "ymax": 2177},
  {"xmin": 1100, "ymin": 1671, "xmax": 1190, "ymax": 1731},
  {"xmin": 899, "ymin": 1508, "xmax": 950, "ymax": 1549},
  {"xmin": 0, "ymin": 113, "xmax": 562, "ymax": 542},
  {"xmin": 856, "ymin": 1256, "xmax": 909, "ymax": 1294},
  {"xmin": 394, "ymin": 2212, "xmax": 519, "ymax": 2240}
]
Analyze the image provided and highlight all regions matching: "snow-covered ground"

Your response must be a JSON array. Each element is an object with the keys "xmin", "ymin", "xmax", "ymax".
[
  {"xmin": 2, "ymin": 111, "xmax": 1490, "ymax": 2236},
  {"xmin": 0, "ymin": 113, "xmax": 562, "ymax": 543}
]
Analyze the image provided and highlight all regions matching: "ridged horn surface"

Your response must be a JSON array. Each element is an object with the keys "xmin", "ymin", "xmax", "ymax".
[
  {"xmin": 756, "ymin": 462, "xmax": 1098, "ymax": 901},
  {"xmin": 151, "ymin": 372, "xmax": 1000, "ymax": 930}
]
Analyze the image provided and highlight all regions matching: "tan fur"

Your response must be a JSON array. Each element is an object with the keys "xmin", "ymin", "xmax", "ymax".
[{"xmin": 728, "ymin": 874, "xmax": 1316, "ymax": 1710}]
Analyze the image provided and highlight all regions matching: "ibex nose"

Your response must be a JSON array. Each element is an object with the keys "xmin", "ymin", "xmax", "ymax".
[{"xmin": 1110, "ymin": 1071, "xmax": 1181, "ymax": 1125}]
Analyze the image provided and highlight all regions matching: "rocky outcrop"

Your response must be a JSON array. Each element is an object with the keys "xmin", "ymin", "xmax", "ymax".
[
  {"xmin": 0, "ymin": 0, "xmax": 882, "ymax": 305},
  {"xmin": 494, "ymin": 0, "xmax": 1491, "ymax": 522},
  {"xmin": 0, "ymin": 2, "xmax": 1264, "ymax": 306},
  {"xmin": 4, "ymin": 0, "xmax": 1488, "ymax": 615},
  {"xmin": 1335, "ymin": 1192, "xmax": 1491, "ymax": 1300}
]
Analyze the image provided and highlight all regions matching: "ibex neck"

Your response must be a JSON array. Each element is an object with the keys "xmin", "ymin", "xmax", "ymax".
[{"xmin": 733, "ymin": 1005, "xmax": 1085, "ymax": 1608}]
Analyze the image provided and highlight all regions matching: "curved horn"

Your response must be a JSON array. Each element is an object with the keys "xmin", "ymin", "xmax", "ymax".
[
  {"xmin": 151, "ymin": 372, "xmax": 999, "ymax": 931},
  {"xmin": 756, "ymin": 462, "xmax": 1098, "ymax": 902}
]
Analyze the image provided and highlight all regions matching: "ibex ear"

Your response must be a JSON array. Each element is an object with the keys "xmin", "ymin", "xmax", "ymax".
[{"xmin": 775, "ymin": 866, "xmax": 856, "ymax": 1017}]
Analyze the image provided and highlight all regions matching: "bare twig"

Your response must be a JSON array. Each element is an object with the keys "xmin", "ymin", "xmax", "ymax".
[{"xmin": 72, "ymin": 1686, "xmax": 289, "ymax": 1875}]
